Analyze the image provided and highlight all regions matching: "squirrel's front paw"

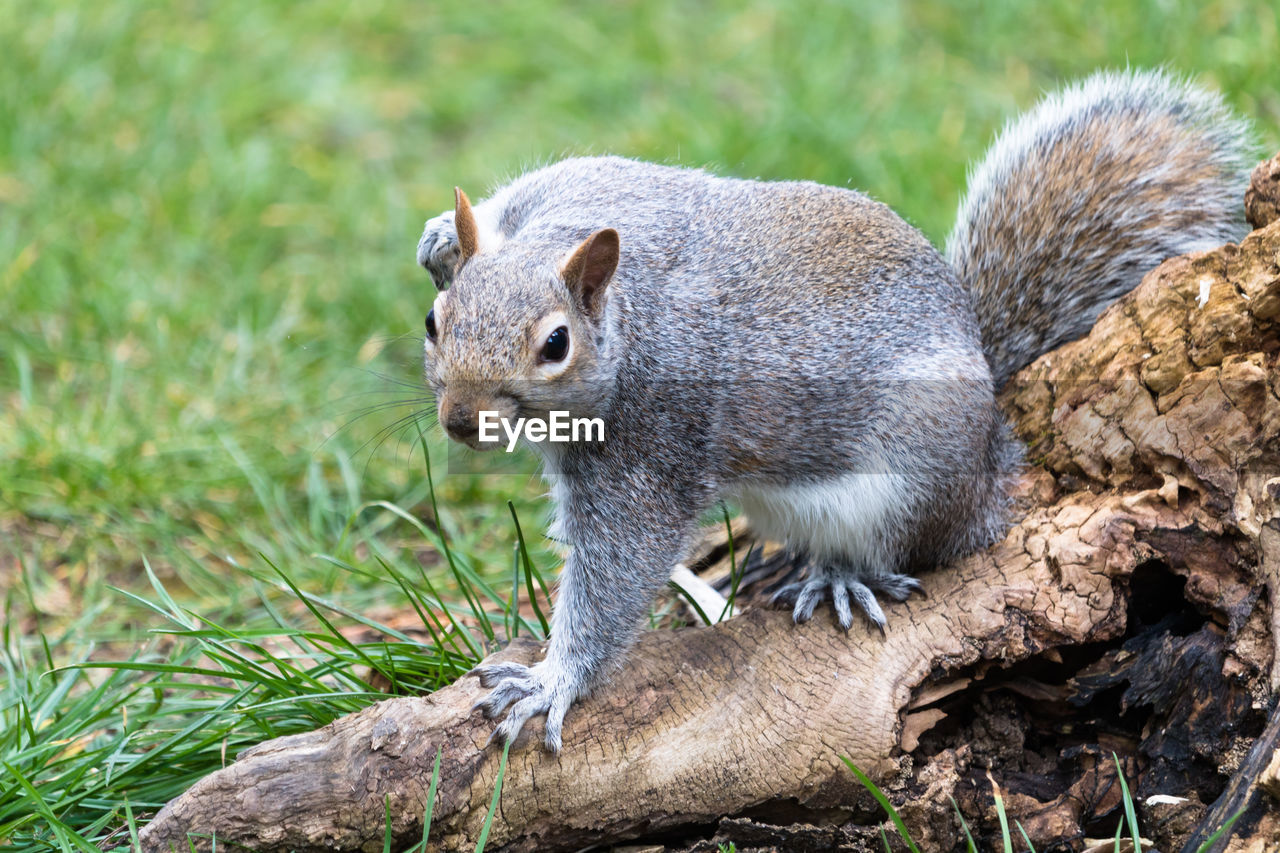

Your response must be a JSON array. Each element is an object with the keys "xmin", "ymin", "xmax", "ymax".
[
  {"xmin": 416, "ymin": 210, "xmax": 460, "ymax": 288},
  {"xmin": 472, "ymin": 660, "xmax": 576, "ymax": 752}
]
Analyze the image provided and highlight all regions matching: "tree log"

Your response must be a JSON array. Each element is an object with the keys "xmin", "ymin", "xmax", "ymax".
[{"xmin": 140, "ymin": 192, "xmax": 1280, "ymax": 852}]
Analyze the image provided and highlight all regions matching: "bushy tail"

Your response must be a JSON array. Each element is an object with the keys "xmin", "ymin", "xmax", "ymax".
[{"xmin": 946, "ymin": 69, "xmax": 1255, "ymax": 387}]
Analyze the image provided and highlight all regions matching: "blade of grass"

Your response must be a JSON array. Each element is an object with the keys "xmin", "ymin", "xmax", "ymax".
[
  {"xmin": 377, "ymin": 556, "xmax": 475, "ymax": 685},
  {"xmin": 416, "ymin": 565, "xmax": 483, "ymax": 661},
  {"xmin": 988, "ymin": 769, "xmax": 1013, "ymax": 853},
  {"xmin": 443, "ymin": 555, "xmax": 497, "ymax": 645},
  {"xmin": 142, "ymin": 557, "xmax": 197, "ymax": 629},
  {"xmin": 262, "ymin": 555, "xmax": 380, "ymax": 673},
  {"xmin": 950, "ymin": 796, "xmax": 979, "ymax": 853},
  {"xmin": 1193, "ymin": 807, "xmax": 1246, "ymax": 853},
  {"xmin": 2, "ymin": 762, "xmax": 100, "ymax": 853},
  {"xmin": 124, "ymin": 796, "xmax": 140, "ymax": 853},
  {"xmin": 474, "ymin": 739, "xmax": 511, "ymax": 852},
  {"xmin": 1113, "ymin": 754, "xmax": 1142, "ymax": 852},
  {"xmin": 507, "ymin": 546, "xmax": 519, "ymax": 641},
  {"xmin": 424, "ymin": 747, "xmax": 443, "ymax": 841},
  {"xmin": 667, "ymin": 579, "xmax": 713, "ymax": 626},
  {"xmin": 840, "ymin": 756, "xmax": 921, "ymax": 853},
  {"xmin": 383, "ymin": 794, "xmax": 393, "ymax": 853},
  {"xmin": 370, "ymin": 498, "xmax": 498, "ymax": 644},
  {"xmin": 381, "ymin": 556, "xmax": 479, "ymax": 666},
  {"xmin": 1017, "ymin": 820, "xmax": 1038, "ymax": 853},
  {"xmin": 719, "ymin": 504, "xmax": 745, "ymax": 622},
  {"xmin": 306, "ymin": 555, "xmax": 454, "ymax": 643},
  {"xmin": 509, "ymin": 502, "xmax": 550, "ymax": 636},
  {"xmin": 413, "ymin": 429, "xmax": 498, "ymax": 643}
]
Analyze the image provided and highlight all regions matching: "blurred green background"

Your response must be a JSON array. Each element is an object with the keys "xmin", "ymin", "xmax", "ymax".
[
  {"xmin": 0, "ymin": 0, "xmax": 1277, "ymax": 842},
  {"xmin": 4, "ymin": 0, "xmax": 1277, "ymax": 626}
]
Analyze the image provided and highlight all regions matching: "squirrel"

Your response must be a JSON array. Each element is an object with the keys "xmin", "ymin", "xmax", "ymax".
[{"xmin": 414, "ymin": 69, "xmax": 1253, "ymax": 751}]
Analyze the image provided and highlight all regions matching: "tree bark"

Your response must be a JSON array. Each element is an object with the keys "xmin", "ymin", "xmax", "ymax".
[{"xmin": 140, "ymin": 177, "xmax": 1280, "ymax": 853}]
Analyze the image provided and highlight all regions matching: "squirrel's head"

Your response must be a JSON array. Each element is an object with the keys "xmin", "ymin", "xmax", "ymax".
[{"xmin": 423, "ymin": 188, "xmax": 621, "ymax": 452}]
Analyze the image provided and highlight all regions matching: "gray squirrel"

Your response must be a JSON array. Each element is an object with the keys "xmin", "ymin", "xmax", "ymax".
[{"xmin": 414, "ymin": 69, "xmax": 1253, "ymax": 751}]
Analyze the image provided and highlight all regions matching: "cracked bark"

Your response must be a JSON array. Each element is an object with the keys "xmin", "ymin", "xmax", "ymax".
[{"xmin": 139, "ymin": 176, "xmax": 1280, "ymax": 853}]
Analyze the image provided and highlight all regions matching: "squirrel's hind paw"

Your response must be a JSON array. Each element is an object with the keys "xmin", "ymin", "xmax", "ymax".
[{"xmin": 771, "ymin": 568, "xmax": 922, "ymax": 633}]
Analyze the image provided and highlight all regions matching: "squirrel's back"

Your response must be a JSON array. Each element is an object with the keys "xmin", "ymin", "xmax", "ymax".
[
  {"xmin": 947, "ymin": 69, "xmax": 1254, "ymax": 387},
  {"xmin": 486, "ymin": 154, "xmax": 983, "ymax": 381}
]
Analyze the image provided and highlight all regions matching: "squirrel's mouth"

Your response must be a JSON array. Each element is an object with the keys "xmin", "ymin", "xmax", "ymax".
[{"xmin": 450, "ymin": 429, "xmax": 506, "ymax": 452}]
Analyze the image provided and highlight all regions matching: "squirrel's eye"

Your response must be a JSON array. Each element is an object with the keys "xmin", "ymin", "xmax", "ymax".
[
  {"xmin": 425, "ymin": 309, "xmax": 437, "ymax": 342},
  {"xmin": 541, "ymin": 326, "xmax": 569, "ymax": 362}
]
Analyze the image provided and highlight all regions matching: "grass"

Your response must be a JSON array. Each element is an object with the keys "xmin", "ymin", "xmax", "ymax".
[
  {"xmin": 1, "ymin": 438, "xmax": 540, "ymax": 848},
  {"xmin": 2, "ymin": 0, "xmax": 1278, "ymax": 848}
]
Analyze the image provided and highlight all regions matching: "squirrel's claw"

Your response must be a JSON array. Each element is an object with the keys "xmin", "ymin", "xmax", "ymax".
[
  {"xmin": 831, "ymin": 582, "xmax": 854, "ymax": 630},
  {"xmin": 791, "ymin": 580, "xmax": 824, "ymax": 623},
  {"xmin": 845, "ymin": 581, "xmax": 886, "ymax": 634},
  {"xmin": 493, "ymin": 694, "xmax": 541, "ymax": 745},
  {"xmin": 472, "ymin": 661, "xmax": 537, "ymax": 720},
  {"xmin": 872, "ymin": 574, "xmax": 925, "ymax": 602},
  {"xmin": 474, "ymin": 675, "xmax": 536, "ymax": 719},
  {"xmin": 474, "ymin": 661, "xmax": 533, "ymax": 688}
]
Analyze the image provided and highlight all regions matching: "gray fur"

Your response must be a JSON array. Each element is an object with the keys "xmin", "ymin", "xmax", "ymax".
[{"xmin": 416, "ymin": 69, "xmax": 1253, "ymax": 751}]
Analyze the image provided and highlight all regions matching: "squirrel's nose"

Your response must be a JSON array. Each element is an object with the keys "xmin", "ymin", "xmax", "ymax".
[{"xmin": 442, "ymin": 405, "xmax": 478, "ymax": 443}]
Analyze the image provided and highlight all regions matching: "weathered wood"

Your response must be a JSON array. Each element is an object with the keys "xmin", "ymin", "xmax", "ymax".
[
  {"xmin": 1181, "ymin": 701, "xmax": 1280, "ymax": 853},
  {"xmin": 140, "ymin": 207, "xmax": 1280, "ymax": 852}
]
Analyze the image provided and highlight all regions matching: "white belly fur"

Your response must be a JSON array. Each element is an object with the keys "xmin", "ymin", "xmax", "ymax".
[{"xmin": 735, "ymin": 472, "xmax": 907, "ymax": 572}]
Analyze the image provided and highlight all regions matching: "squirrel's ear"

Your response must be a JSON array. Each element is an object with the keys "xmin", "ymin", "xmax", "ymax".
[
  {"xmin": 453, "ymin": 187, "xmax": 480, "ymax": 269},
  {"xmin": 560, "ymin": 228, "xmax": 619, "ymax": 318}
]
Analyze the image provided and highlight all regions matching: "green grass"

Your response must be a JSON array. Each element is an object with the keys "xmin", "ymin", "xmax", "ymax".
[
  {"xmin": 2, "ymin": 0, "xmax": 1278, "ymax": 848},
  {"xmin": 1, "ymin": 438, "xmax": 540, "ymax": 849}
]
